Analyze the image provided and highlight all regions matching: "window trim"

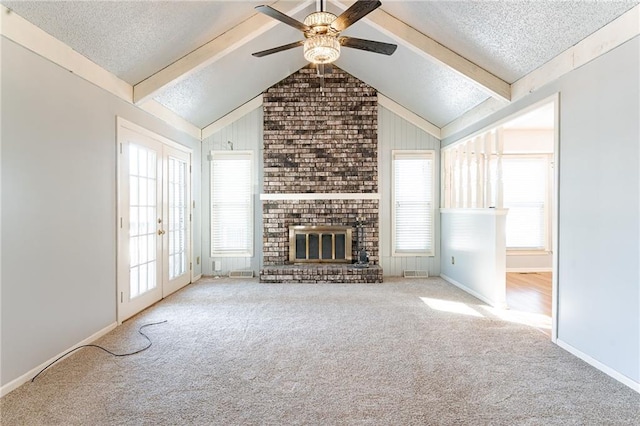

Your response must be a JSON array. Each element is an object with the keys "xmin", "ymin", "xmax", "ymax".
[
  {"xmin": 210, "ymin": 150, "xmax": 254, "ymax": 257},
  {"xmin": 391, "ymin": 150, "xmax": 436, "ymax": 257}
]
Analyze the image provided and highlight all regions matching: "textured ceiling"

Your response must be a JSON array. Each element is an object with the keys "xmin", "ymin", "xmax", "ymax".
[
  {"xmin": 1, "ymin": 0, "xmax": 261, "ymax": 84},
  {"xmin": 336, "ymin": 22, "xmax": 490, "ymax": 128},
  {"xmin": 2, "ymin": 0, "xmax": 637, "ymax": 133},
  {"xmin": 382, "ymin": 0, "xmax": 640, "ymax": 83}
]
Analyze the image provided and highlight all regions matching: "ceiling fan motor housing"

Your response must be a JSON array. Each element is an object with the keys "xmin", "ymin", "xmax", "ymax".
[{"xmin": 304, "ymin": 12, "xmax": 338, "ymax": 36}]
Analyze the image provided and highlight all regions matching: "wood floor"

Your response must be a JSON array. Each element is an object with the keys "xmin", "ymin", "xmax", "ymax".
[{"xmin": 506, "ymin": 272, "xmax": 552, "ymax": 317}]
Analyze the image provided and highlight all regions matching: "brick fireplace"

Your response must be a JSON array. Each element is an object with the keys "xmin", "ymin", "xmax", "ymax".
[{"xmin": 260, "ymin": 65, "xmax": 382, "ymax": 283}]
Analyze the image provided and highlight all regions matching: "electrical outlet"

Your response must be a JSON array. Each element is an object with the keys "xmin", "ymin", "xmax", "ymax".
[
  {"xmin": 451, "ymin": 256, "xmax": 455, "ymax": 265},
  {"xmin": 214, "ymin": 261, "xmax": 222, "ymax": 271},
  {"xmin": 196, "ymin": 256, "xmax": 200, "ymax": 265}
]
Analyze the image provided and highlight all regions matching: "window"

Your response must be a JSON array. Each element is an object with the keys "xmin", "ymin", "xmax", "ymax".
[
  {"xmin": 500, "ymin": 155, "xmax": 550, "ymax": 250},
  {"xmin": 210, "ymin": 151, "xmax": 253, "ymax": 256},
  {"xmin": 392, "ymin": 150, "xmax": 435, "ymax": 256}
]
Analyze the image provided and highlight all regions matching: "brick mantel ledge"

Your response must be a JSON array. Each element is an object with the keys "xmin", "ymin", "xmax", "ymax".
[{"xmin": 260, "ymin": 193, "xmax": 380, "ymax": 200}]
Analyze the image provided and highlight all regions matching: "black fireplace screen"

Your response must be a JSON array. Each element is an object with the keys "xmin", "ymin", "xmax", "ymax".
[{"xmin": 289, "ymin": 226, "xmax": 352, "ymax": 263}]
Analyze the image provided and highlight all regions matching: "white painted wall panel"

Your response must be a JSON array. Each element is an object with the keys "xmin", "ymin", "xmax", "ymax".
[
  {"xmin": 555, "ymin": 38, "xmax": 639, "ymax": 384},
  {"xmin": 506, "ymin": 254, "xmax": 552, "ymax": 272},
  {"xmin": 378, "ymin": 106, "xmax": 441, "ymax": 276},
  {"xmin": 440, "ymin": 210, "xmax": 507, "ymax": 306},
  {"xmin": 503, "ymin": 129, "xmax": 554, "ymax": 154},
  {"xmin": 1, "ymin": 38, "xmax": 200, "ymax": 388},
  {"xmin": 201, "ymin": 107, "xmax": 263, "ymax": 276}
]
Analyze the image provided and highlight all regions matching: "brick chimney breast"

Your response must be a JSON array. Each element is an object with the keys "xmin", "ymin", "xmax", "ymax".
[{"xmin": 261, "ymin": 65, "xmax": 380, "ymax": 278}]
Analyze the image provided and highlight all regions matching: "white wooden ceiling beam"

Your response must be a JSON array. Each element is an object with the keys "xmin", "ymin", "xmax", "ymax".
[
  {"xmin": 133, "ymin": 0, "xmax": 314, "ymax": 105},
  {"xmin": 329, "ymin": 0, "xmax": 511, "ymax": 103}
]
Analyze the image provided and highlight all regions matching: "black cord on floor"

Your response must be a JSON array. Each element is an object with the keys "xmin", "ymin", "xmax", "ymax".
[{"xmin": 31, "ymin": 320, "xmax": 167, "ymax": 382}]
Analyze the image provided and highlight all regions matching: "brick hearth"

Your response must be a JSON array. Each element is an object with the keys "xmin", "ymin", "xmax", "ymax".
[{"xmin": 260, "ymin": 264, "xmax": 383, "ymax": 284}]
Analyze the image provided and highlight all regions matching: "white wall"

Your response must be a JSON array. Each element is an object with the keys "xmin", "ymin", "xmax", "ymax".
[
  {"xmin": 506, "ymin": 254, "xmax": 551, "ymax": 272},
  {"xmin": 442, "ymin": 38, "xmax": 639, "ymax": 387},
  {"xmin": 1, "ymin": 38, "xmax": 201, "ymax": 388},
  {"xmin": 440, "ymin": 210, "xmax": 507, "ymax": 307},
  {"xmin": 201, "ymin": 107, "xmax": 263, "ymax": 276},
  {"xmin": 503, "ymin": 129, "xmax": 554, "ymax": 154},
  {"xmin": 378, "ymin": 106, "xmax": 441, "ymax": 276},
  {"xmin": 555, "ymin": 37, "xmax": 639, "ymax": 385}
]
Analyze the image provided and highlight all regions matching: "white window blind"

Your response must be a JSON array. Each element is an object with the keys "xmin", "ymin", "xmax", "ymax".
[
  {"xmin": 500, "ymin": 156, "xmax": 549, "ymax": 249},
  {"xmin": 211, "ymin": 152, "xmax": 253, "ymax": 256},
  {"xmin": 393, "ymin": 151, "xmax": 435, "ymax": 256}
]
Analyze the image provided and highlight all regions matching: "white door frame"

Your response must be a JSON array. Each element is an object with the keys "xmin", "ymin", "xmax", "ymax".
[
  {"xmin": 116, "ymin": 117, "xmax": 193, "ymax": 323},
  {"xmin": 550, "ymin": 94, "xmax": 560, "ymax": 343}
]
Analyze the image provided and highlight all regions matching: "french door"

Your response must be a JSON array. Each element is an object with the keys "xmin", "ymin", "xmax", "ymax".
[{"xmin": 117, "ymin": 119, "xmax": 191, "ymax": 322}]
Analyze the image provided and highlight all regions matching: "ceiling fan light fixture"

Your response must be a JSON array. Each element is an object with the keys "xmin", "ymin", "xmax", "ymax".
[
  {"xmin": 303, "ymin": 35, "xmax": 340, "ymax": 64},
  {"xmin": 253, "ymin": 1, "xmax": 395, "ymax": 64}
]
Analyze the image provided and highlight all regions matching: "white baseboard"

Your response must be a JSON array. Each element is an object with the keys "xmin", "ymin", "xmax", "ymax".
[
  {"xmin": 440, "ymin": 274, "xmax": 496, "ymax": 307},
  {"xmin": 0, "ymin": 321, "xmax": 118, "ymax": 397},
  {"xmin": 556, "ymin": 339, "xmax": 640, "ymax": 394},
  {"xmin": 506, "ymin": 267, "xmax": 553, "ymax": 273},
  {"xmin": 192, "ymin": 273, "xmax": 202, "ymax": 282}
]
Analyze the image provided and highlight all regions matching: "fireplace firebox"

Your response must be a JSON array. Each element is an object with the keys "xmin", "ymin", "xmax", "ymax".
[{"xmin": 289, "ymin": 226, "xmax": 353, "ymax": 263}]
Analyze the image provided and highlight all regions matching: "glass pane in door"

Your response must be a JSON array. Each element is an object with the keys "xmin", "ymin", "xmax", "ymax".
[
  {"xmin": 129, "ymin": 144, "xmax": 158, "ymax": 298},
  {"xmin": 168, "ymin": 156, "xmax": 188, "ymax": 280}
]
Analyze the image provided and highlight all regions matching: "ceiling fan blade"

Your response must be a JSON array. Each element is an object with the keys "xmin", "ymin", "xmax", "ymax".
[
  {"xmin": 331, "ymin": 0, "xmax": 381, "ymax": 32},
  {"xmin": 255, "ymin": 5, "xmax": 310, "ymax": 32},
  {"xmin": 252, "ymin": 40, "xmax": 305, "ymax": 58},
  {"xmin": 339, "ymin": 36, "xmax": 397, "ymax": 55}
]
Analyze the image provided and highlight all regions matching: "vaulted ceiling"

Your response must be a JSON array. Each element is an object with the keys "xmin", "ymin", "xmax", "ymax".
[{"xmin": 2, "ymin": 0, "xmax": 638, "ymax": 138}]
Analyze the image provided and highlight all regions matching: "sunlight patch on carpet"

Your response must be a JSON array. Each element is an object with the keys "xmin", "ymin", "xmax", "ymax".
[
  {"xmin": 479, "ymin": 305, "xmax": 552, "ymax": 330},
  {"xmin": 420, "ymin": 297, "xmax": 484, "ymax": 317}
]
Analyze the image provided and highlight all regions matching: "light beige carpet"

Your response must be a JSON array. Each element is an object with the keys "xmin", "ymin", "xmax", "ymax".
[{"xmin": 2, "ymin": 277, "xmax": 639, "ymax": 425}]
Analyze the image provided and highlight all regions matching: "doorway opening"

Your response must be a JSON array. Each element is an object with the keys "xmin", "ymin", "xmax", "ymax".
[
  {"xmin": 500, "ymin": 100, "xmax": 556, "ymax": 337},
  {"xmin": 440, "ymin": 95, "xmax": 559, "ymax": 340}
]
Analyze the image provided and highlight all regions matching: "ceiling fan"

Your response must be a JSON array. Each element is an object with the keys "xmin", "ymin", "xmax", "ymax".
[{"xmin": 252, "ymin": 0, "xmax": 397, "ymax": 71}]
